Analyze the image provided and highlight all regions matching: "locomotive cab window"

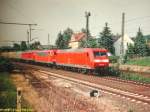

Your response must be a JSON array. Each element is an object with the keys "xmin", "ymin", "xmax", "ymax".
[{"xmin": 93, "ymin": 51, "xmax": 107, "ymax": 57}]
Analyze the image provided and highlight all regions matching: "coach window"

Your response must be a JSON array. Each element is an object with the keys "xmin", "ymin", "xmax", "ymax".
[{"xmin": 38, "ymin": 52, "xmax": 48, "ymax": 56}]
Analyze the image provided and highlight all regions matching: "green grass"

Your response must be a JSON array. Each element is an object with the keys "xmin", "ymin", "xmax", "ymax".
[
  {"xmin": 0, "ymin": 57, "xmax": 14, "ymax": 72},
  {"xmin": 0, "ymin": 72, "xmax": 33, "ymax": 110},
  {"xmin": 105, "ymin": 67, "xmax": 150, "ymax": 84},
  {"xmin": 125, "ymin": 57, "xmax": 150, "ymax": 66},
  {"xmin": 119, "ymin": 72, "xmax": 150, "ymax": 84},
  {"xmin": 0, "ymin": 72, "xmax": 17, "ymax": 108}
]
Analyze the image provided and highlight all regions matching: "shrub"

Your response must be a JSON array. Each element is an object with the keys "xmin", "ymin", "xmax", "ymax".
[
  {"xmin": 109, "ymin": 56, "xmax": 119, "ymax": 63},
  {"xmin": 0, "ymin": 57, "xmax": 14, "ymax": 72},
  {"xmin": 0, "ymin": 91, "xmax": 16, "ymax": 108},
  {"xmin": 0, "ymin": 73, "xmax": 16, "ymax": 108}
]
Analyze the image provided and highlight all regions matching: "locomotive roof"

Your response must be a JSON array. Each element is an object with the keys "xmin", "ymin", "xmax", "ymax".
[
  {"xmin": 57, "ymin": 48, "xmax": 107, "ymax": 53},
  {"xmin": 23, "ymin": 49, "xmax": 56, "ymax": 53}
]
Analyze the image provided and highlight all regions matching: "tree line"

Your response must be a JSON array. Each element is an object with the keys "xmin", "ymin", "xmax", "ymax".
[
  {"xmin": 0, "ymin": 22, "xmax": 150, "ymax": 59},
  {"xmin": 55, "ymin": 23, "xmax": 115, "ymax": 54},
  {"xmin": 55, "ymin": 23, "xmax": 150, "ymax": 58},
  {"xmin": 126, "ymin": 28, "xmax": 150, "ymax": 59},
  {"xmin": 0, "ymin": 41, "xmax": 41, "ymax": 52}
]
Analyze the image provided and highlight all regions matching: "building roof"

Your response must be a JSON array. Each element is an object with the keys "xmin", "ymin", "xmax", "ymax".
[
  {"xmin": 70, "ymin": 32, "xmax": 86, "ymax": 42},
  {"xmin": 114, "ymin": 34, "xmax": 134, "ymax": 44}
]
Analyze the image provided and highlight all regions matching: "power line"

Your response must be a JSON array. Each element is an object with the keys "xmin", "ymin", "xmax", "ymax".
[
  {"xmin": 0, "ymin": 21, "xmax": 37, "ymax": 26},
  {"xmin": 0, "ymin": 21, "xmax": 37, "ymax": 48},
  {"xmin": 91, "ymin": 15, "xmax": 150, "ymax": 30},
  {"xmin": 126, "ymin": 15, "xmax": 150, "ymax": 23}
]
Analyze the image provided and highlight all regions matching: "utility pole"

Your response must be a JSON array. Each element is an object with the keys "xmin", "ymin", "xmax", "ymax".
[
  {"xmin": 85, "ymin": 11, "xmax": 91, "ymax": 39},
  {"xmin": 27, "ymin": 30, "xmax": 30, "ymax": 49},
  {"xmin": 29, "ymin": 24, "xmax": 32, "ymax": 42},
  {"xmin": 48, "ymin": 33, "xmax": 50, "ymax": 49},
  {"xmin": 0, "ymin": 21, "xmax": 37, "ymax": 49},
  {"xmin": 120, "ymin": 12, "xmax": 125, "ymax": 64}
]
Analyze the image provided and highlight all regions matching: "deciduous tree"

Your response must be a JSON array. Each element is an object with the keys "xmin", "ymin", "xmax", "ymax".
[
  {"xmin": 13, "ymin": 43, "xmax": 20, "ymax": 51},
  {"xmin": 55, "ymin": 28, "xmax": 73, "ymax": 49}
]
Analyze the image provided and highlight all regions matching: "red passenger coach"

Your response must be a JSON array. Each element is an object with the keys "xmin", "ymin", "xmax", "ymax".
[
  {"xmin": 34, "ymin": 50, "xmax": 57, "ymax": 64},
  {"xmin": 21, "ymin": 51, "xmax": 35, "ymax": 61},
  {"xmin": 55, "ymin": 48, "xmax": 109, "ymax": 70}
]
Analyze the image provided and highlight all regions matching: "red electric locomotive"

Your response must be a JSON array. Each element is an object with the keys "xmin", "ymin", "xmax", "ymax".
[{"xmin": 55, "ymin": 48, "xmax": 109, "ymax": 70}]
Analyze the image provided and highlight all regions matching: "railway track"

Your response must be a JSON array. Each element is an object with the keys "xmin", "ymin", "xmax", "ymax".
[
  {"xmin": 15, "ymin": 62, "xmax": 150, "ymax": 88},
  {"xmin": 22, "ymin": 70, "xmax": 99, "ymax": 111},
  {"xmin": 35, "ymin": 70, "xmax": 150, "ymax": 105},
  {"xmin": 101, "ymin": 76, "xmax": 150, "ymax": 88},
  {"xmin": 14, "ymin": 62, "xmax": 150, "ymax": 105}
]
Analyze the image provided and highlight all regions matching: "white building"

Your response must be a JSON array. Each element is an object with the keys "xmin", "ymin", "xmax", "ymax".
[{"xmin": 114, "ymin": 34, "xmax": 134, "ymax": 56}]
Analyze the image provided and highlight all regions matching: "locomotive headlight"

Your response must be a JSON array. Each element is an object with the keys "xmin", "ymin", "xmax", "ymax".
[
  {"xmin": 94, "ymin": 59, "xmax": 109, "ymax": 62},
  {"xmin": 94, "ymin": 59, "xmax": 101, "ymax": 62},
  {"xmin": 102, "ymin": 59, "xmax": 109, "ymax": 62}
]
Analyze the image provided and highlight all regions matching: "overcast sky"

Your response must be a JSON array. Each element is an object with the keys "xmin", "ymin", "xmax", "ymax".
[{"xmin": 0, "ymin": 0, "xmax": 150, "ymax": 46}]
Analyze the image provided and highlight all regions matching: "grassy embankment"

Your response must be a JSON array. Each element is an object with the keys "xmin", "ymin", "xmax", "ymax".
[
  {"xmin": 0, "ymin": 57, "xmax": 31, "ymax": 109},
  {"xmin": 107, "ymin": 67, "xmax": 150, "ymax": 84},
  {"xmin": 0, "ymin": 72, "xmax": 16, "ymax": 108},
  {"xmin": 0, "ymin": 57, "xmax": 16, "ymax": 108},
  {"xmin": 119, "ymin": 72, "xmax": 150, "ymax": 83},
  {"xmin": 125, "ymin": 57, "xmax": 150, "ymax": 66},
  {"xmin": 108, "ymin": 56, "xmax": 150, "ymax": 83}
]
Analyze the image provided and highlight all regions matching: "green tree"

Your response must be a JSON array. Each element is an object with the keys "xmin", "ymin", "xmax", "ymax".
[
  {"xmin": 30, "ymin": 41, "xmax": 41, "ymax": 50},
  {"xmin": 55, "ymin": 28, "xmax": 73, "ymax": 49},
  {"xmin": 0, "ymin": 46, "xmax": 14, "ymax": 52},
  {"xmin": 63, "ymin": 28, "xmax": 73, "ymax": 48},
  {"xmin": 87, "ymin": 38, "xmax": 98, "ymax": 48},
  {"xmin": 20, "ymin": 41, "xmax": 27, "ymax": 51},
  {"xmin": 55, "ymin": 32, "xmax": 65, "ymax": 49},
  {"xmin": 126, "ymin": 44, "xmax": 135, "ymax": 58},
  {"xmin": 13, "ymin": 43, "xmax": 20, "ymax": 51},
  {"xmin": 134, "ymin": 28, "xmax": 148, "ymax": 57},
  {"xmin": 80, "ymin": 38, "xmax": 97, "ymax": 48},
  {"xmin": 98, "ymin": 23, "xmax": 115, "ymax": 54},
  {"xmin": 79, "ymin": 28, "xmax": 95, "ymax": 48}
]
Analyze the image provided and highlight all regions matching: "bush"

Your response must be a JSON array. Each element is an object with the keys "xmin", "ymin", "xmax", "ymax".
[
  {"xmin": 0, "ymin": 73, "xmax": 16, "ymax": 91},
  {"xmin": 0, "ymin": 57, "xmax": 14, "ymax": 72},
  {"xmin": 0, "ymin": 91, "xmax": 16, "ymax": 108},
  {"xmin": 119, "ymin": 73, "xmax": 150, "ymax": 83},
  {"xmin": 0, "ymin": 73, "xmax": 16, "ymax": 108},
  {"xmin": 109, "ymin": 56, "xmax": 119, "ymax": 63},
  {"xmin": 107, "ymin": 67, "xmax": 121, "ymax": 76}
]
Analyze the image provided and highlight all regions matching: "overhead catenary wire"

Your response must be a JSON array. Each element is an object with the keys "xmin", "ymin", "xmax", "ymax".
[{"xmin": 91, "ymin": 15, "xmax": 150, "ymax": 30}]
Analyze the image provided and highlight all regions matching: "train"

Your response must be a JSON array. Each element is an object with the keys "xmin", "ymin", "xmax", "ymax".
[{"xmin": 0, "ymin": 48, "xmax": 109, "ymax": 74}]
